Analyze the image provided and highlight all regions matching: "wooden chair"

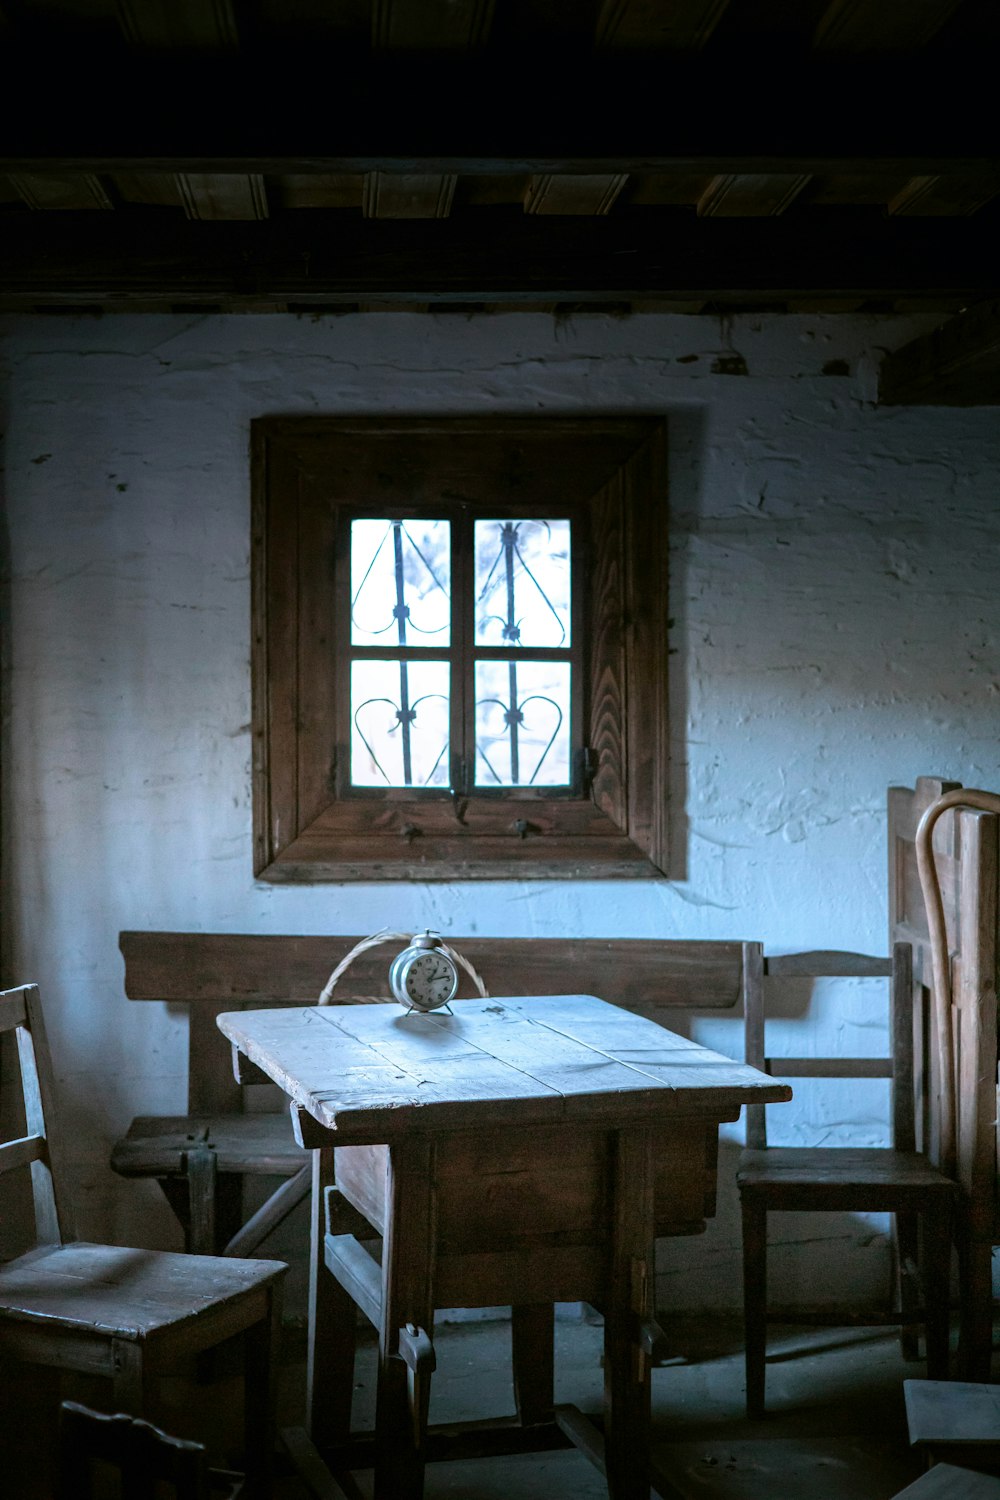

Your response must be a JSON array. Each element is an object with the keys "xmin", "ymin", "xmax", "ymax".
[
  {"xmin": 889, "ymin": 776, "xmax": 1000, "ymax": 1379},
  {"xmin": 0, "ymin": 985, "xmax": 287, "ymax": 1499},
  {"xmin": 57, "ymin": 1400, "xmax": 243, "ymax": 1499},
  {"xmin": 736, "ymin": 944, "xmax": 956, "ymax": 1417}
]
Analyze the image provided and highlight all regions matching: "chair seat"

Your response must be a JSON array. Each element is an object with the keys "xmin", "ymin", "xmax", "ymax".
[
  {"xmin": 738, "ymin": 1147, "xmax": 955, "ymax": 1199},
  {"xmin": 112, "ymin": 1114, "xmax": 306, "ymax": 1178},
  {"xmin": 0, "ymin": 1242, "xmax": 285, "ymax": 1342}
]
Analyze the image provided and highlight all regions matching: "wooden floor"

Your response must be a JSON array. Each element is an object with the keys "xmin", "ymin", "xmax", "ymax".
[{"xmin": 2, "ymin": 1311, "xmax": 978, "ymax": 1498}]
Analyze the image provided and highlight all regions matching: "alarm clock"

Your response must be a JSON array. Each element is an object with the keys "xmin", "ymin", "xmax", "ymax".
[{"xmin": 389, "ymin": 930, "xmax": 459, "ymax": 1012}]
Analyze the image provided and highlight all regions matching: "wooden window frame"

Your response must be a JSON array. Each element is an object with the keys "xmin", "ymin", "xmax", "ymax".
[{"xmin": 251, "ymin": 416, "xmax": 669, "ymax": 881}]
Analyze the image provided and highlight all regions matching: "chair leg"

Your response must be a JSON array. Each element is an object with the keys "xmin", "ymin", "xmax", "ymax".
[
  {"xmin": 185, "ymin": 1144, "xmax": 218, "ymax": 1256},
  {"xmin": 308, "ymin": 1149, "xmax": 357, "ymax": 1450},
  {"xmin": 603, "ymin": 1128, "xmax": 654, "ymax": 1500},
  {"xmin": 921, "ymin": 1199, "xmax": 952, "ymax": 1381},
  {"xmin": 894, "ymin": 1210, "xmax": 921, "ymax": 1361},
  {"xmin": 511, "ymin": 1304, "xmax": 555, "ymax": 1426},
  {"xmin": 374, "ymin": 1140, "xmax": 435, "ymax": 1500},
  {"xmin": 741, "ymin": 1194, "xmax": 768, "ymax": 1420},
  {"xmin": 111, "ymin": 1338, "xmax": 152, "ymax": 1418},
  {"xmin": 957, "ymin": 1218, "xmax": 994, "ymax": 1381},
  {"xmin": 243, "ymin": 1280, "xmax": 284, "ymax": 1500}
]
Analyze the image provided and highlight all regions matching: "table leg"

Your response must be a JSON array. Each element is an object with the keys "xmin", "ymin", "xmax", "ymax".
[
  {"xmin": 307, "ymin": 1148, "xmax": 356, "ymax": 1449},
  {"xmin": 512, "ymin": 1303, "xmax": 555, "ymax": 1425},
  {"xmin": 604, "ymin": 1127, "xmax": 653, "ymax": 1500},
  {"xmin": 375, "ymin": 1138, "xmax": 436, "ymax": 1500}
]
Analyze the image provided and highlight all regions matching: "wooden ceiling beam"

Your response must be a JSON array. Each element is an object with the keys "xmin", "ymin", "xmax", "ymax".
[
  {"xmin": 888, "ymin": 175, "xmax": 999, "ymax": 217},
  {"xmin": 0, "ymin": 209, "xmax": 995, "ymax": 308},
  {"xmin": 176, "ymin": 173, "xmax": 268, "ymax": 220},
  {"xmin": 524, "ymin": 175, "xmax": 628, "ymax": 216},
  {"xmin": 595, "ymin": 0, "xmax": 729, "ymax": 52},
  {"xmin": 117, "ymin": 0, "xmax": 240, "ymax": 51},
  {"xmin": 363, "ymin": 173, "xmax": 456, "ymax": 218},
  {"xmin": 697, "ymin": 173, "xmax": 811, "ymax": 217},
  {"xmin": 813, "ymin": 0, "xmax": 963, "ymax": 53},
  {"xmin": 0, "ymin": 57, "xmax": 994, "ymax": 178},
  {"xmin": 879, "ymin": 301, "xmax": 1000, "ymax": 406},
  {"xmin": 8, "ymin": 173, "xmax": 112, "ymax": 210},
  {"xmin": 372, "ymin": 0, "xmax": 495, "ymax": 51}
]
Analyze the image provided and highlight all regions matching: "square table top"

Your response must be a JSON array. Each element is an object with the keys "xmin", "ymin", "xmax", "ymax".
[{"xmin": 218, "ymin": 994, "xmax": 790, "ymax": 1144}]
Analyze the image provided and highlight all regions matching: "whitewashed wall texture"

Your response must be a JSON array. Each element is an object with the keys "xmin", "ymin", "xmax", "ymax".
[{"xmin": 1, "ymin": 310, "xmax": 998, "ymax": 1310}]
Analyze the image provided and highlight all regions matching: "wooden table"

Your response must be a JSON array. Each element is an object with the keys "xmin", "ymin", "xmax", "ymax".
[{"xmin": 218, "ymin": 994, "xmax": 790, "ymax": 1500}]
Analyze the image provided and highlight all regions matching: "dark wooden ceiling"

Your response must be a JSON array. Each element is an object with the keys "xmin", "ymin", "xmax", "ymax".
[{"xmin": 0, "ymin": 0, "xmax": 998, "ymax": 319}]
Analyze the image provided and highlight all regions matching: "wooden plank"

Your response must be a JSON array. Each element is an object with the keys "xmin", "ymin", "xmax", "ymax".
[
  {"xmin": 764, "ymin": 1057, "xmax": 892, "ymax": 1078},
  {"xmin": 698, "ymin": 174, "xmax": 811, "ymax": 217},
  {"xmin": 176, "ymin": 173, "xmax": 268, "ymax": 220},
  {"xmin": 324, "ymin": 1234, "xmax": 382, "ymax": 1328},
  {"xmin": 587, "ymin": 466, "xmax": 628, "ymax": 834},
  {"xmin": 3, "ymin": 209, "xmax": 999, "ymax": 309},
  {"xmin": 524, "ymin": 175, "xmax": 628, "ymax": 216},
  {"xmin": 3, "ymin": 53, "xmax": 999, "ymax": 180},
  {"xmin": 8, "ymin": 173, "xmax": 111, "ymax": 210},
  {"xmin": 0, "ymin": 987, "xmax": 28, "ymax": 1031},
  {"xmin": 20, "ymin": 986, "xmax": 76, "ymax": 1244},
  {"xmin": 219, "ymin": 997, "xmax": 789, "ymax": 1142},
  {"xmin": 0, "ymin": 1133, "xmax": 45, "ymax": 1173},
  {"xmin": 595, "ymin": 0, "xmax": 729, "ymax": 52},
  {"xmin": 117, "ymin": 0, "xmax": 239, "ymax": 50},
  {"xmin": 955, "ymin": 808, "xmax": 1000, "ymax": 1379},
  {"xmin": 363, "ymin": 173, "xmax": 456, "ymax": 219},
  {"xmin": 893, "ymin": 1466, "xmax": 1000, "ymax": 1500},
  {"xmin": 889, "ymin": 175, "xmax": 999, "ymax": 217},
  {"xmin": 188, "ymin": 1006, "xmax": 242, "ymax": 1113},
  {"xmin": 813, "ymin": 0, "xmax": 963, "ymax": 52},
  {"xmin": 371, "ymin": 0, "xmax": 495, "ymax": 51},
  {"xmin": 620, "ymin": 423, "xmax": 670, "ymax": 874},
  {"xmin": 0, "ymin": 1242, "xmax": 282, "ymax": 1340},
  {"xmin": 375, "ymin": 1137, "xmax": 435, "ymax": 1497},
  {"xmin": 435, "ymin": 1244, "xmax": 605, "ymax": 1307},
  {"xmin": 765, "ymin": 950, "xmax": 891, "ymax": 978},
  {"xmin": 603, "ymin": 1126, "xmax": 653, "ymax": 1498},
  {"xmin": 281, "ymin": 1426, "xmax": 355, "ymax": 1500},
  {"xmin": 111, "ymin": 1115, "xmax": 303, "ymax": 1176},
  {"xmin": 120, "ymin": 931, "xmax": 749, "ymax": 1010},
  {"xmin": 742, "ymin": 941, "xmax": 767, "ymax": 1152},
  {"xmin": 905, "ymin": 1379, "xmax": 1000, "ymax": 1446},
  {"xmin": 224, "ymin": 1164, "xmax": 311, "ymax": 1256},
  {"xmin": 880, "ymin": 301, "xmax": 1000, "ymax": 407}
]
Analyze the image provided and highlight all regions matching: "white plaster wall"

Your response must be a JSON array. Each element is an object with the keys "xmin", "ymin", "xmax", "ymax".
[{"xmin": 2, "ymin": 310, "xmax": 998, "ymax": 1310}]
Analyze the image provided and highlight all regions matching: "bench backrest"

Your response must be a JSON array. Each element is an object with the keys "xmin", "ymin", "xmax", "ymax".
[{"xmin": 119, "ymin": 931, "xmax": 754, "ymax": 1113}]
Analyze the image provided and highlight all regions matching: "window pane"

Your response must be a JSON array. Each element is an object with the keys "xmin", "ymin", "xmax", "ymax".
[
  {"xmin": 474, "ymin": 519, "xmax": 571, "ymax": 648},
  {"xmin": 351, "ymin": 659, "xmax": 450, "ymax": 787},
  {"xmin": 474, "ymin": 660, "xmax": 571, "ymax": 787},
  {"xmin": 351, "ymin": 519, "xmax": 451, "ymax": 647}
]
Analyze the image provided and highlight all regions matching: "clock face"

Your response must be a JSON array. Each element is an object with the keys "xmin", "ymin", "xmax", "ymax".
[{"xmin": 401, "ymin": 950, "xmax": 457, "ymax": 1010}]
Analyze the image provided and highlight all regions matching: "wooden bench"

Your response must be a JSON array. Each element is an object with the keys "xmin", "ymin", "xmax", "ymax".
[{"xmin": 114, "ymin": 931, "xmax": 754, "ymax": 1257}]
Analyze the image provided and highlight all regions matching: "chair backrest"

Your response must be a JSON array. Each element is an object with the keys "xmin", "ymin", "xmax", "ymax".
[
  {"xmin": 0, "ymin": 984, "xmax": 75, "ymax": 1247},
  {"xmin": 58, "ymin": 1401, "xmax": 212, "ymax": 1500},
  {"xmin": 888, "ymin": 776, "xmax": 999, "ymax": 1190},
  {"xmin": 743, "ymin": 943, "xmax": 914, "ymax": 1152}
]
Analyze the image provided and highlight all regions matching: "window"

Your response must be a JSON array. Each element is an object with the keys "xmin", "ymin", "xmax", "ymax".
[{"xmin": 251, "ymin": 417, "xmax": 669, "ymax": 880}]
